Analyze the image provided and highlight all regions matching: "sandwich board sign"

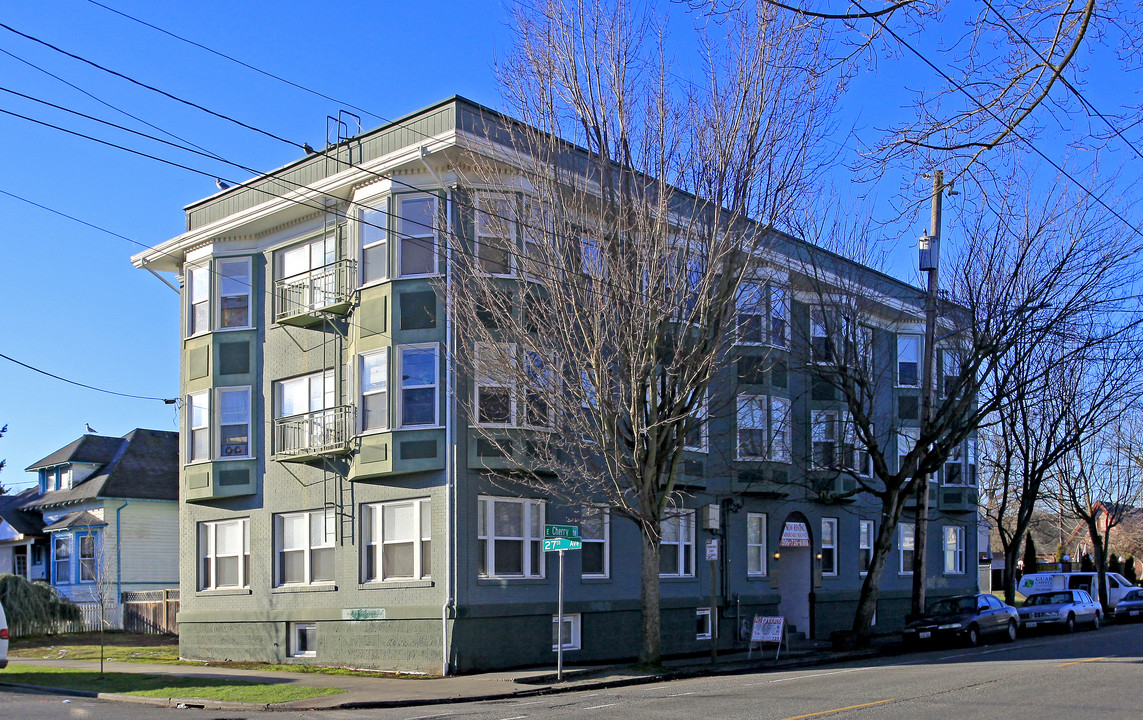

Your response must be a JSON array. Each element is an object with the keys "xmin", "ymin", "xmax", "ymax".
[{"xmin": 748, "ymin": 615, "xmax": 787, "ymax": 660}]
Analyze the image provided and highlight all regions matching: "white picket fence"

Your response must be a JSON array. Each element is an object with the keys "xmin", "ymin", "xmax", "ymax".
[{"xmin": 9, "ymin": 602, "xmax": 123, "ymax": 638}]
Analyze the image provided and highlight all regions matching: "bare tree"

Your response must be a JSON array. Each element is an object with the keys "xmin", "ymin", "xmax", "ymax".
[
  {"xmin": 1051, "ymin": 412, "xmax": 1143, "ymax": 611},
  {"xmin": 794, "ymin": 174, "xmax": 1135, "ymax": 642},
  {"xmin": 453, "ymin": 0, "xmax": 839, "ymax": 664},
  {"xmin": 981, "ymin": 332, "xmax": 1139, "ymax": 606}
]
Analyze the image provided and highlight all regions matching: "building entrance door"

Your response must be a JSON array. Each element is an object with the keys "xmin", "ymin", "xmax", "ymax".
[{"xmin": 777, "ymin": 516, "xmax": 812, "ymax": 635}]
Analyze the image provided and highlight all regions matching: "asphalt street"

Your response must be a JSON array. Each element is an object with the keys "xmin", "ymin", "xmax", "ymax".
[{"xmin": 4, "ymin": 623, "xmax": 1143, "ymax": 720}]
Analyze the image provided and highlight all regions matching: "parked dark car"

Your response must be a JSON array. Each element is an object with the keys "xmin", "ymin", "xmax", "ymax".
[
  {"xmin": 1114, "ymin": 588, "xmax": 1143, "ymax": 622},
  {"xmin": 1017, "ymin": 590, "xmax": 1101, "ymax": 633},
  {"xmin": 902, "ymin": 594, "xmax": 1018, "ymax": 647}
]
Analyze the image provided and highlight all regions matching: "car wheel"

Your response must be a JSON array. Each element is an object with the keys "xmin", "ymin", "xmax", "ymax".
[
  {"xmin": 1092, "ymin": 612, "xmax": 1101, "ymax": 630},
  {"xmin": 967, "ymin": 624, "xmax": 981, "ymax": 647},
  {"xmin": 1065, "ymin": 613, "xmax": 1076, "ymax": 633},
  {"xmin": 1005, "ymin": 619, "xmax": 1017, "ymax": 642}
]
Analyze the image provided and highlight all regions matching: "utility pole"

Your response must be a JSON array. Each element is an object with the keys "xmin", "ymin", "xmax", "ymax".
[{"xmin": 912, "ymin": 170, "xmax": 943, "ymax": 619}]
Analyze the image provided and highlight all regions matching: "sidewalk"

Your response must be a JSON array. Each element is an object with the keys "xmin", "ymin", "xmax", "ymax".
[{"xmin": 0, "ymin": 636, "xmax": 902, "ymax": 711}]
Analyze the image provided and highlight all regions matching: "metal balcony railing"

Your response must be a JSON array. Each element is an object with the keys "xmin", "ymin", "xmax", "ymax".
[
  {"xmin": 273, "ymin": 406, "xmax": 355, "ymax": 460},
  {"xmin": 274, "ymin": 259, "xmax": 356, "ymax": 324}
]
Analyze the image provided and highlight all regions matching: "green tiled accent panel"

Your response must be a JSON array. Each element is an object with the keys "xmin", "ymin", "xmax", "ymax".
[
  {"xmin": 218, "ymin": 341, "xmax": 250, "ymax": 375},
  {"xmin": 400, "ymin": 440, "xmax": 437, "ymax": 460},
  {"xmin": 186, "ymin": 466, "xmax": 210, "ymax": 490},
  {"xmin": 399, "ymin": 291, "xmax": 437, "ymax": 330},
  {"xmin": 188, "ymin": 346, "xmax": 209, "ymax": 380},
  {"xmin": 358, "ymin": 293, "xmax": 388, "ymax": 337}
]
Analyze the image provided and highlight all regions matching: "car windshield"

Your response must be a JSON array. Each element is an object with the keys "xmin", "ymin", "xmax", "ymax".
[
  {"xmin": 1025, "ymin": 592, "xmax": 1071, "ymax": 606},
  {"xmin": 926, "ymin": 597, "xmax": 977, "ymax": 616},
  {"xmin": 1124, "ymin": 589, "xmax": 1143, "ymax": 601}
]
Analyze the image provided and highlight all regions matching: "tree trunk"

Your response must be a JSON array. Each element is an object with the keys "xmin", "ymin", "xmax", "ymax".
[
  {"xmin": 1002, "ymin": 541, "xmax": 1023, "ymax": 606},
  {"xmin": 852, "ymin": 508, "xmax": 901, "ymax": 644},
  {"xmin": 639, "ymin": 530, "xmax": 662, "ymax": 665}
]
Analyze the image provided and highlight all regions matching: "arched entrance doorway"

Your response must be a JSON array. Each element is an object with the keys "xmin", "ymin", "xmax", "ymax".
[{"xmin": 777, "ymin": 512, "xmax": 813, "ymax": 636}]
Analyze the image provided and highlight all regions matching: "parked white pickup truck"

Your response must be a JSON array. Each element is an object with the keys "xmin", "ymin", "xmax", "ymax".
[{"xmin": 1018, "ymin": 572, "xmax": 1135, "ymax": 613}]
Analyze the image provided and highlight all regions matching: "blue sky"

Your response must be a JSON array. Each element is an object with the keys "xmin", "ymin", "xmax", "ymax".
[{"xmin": 0, "ymin": 1, "xmax": 1139, "ymax": 490}]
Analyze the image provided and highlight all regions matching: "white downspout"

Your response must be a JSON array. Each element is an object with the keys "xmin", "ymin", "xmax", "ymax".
[{"xmin": 420, "ymin": 146, "xmax": 455, "ymax": 676}]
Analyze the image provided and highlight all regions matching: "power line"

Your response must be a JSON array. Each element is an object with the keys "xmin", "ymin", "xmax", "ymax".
[
  {"xmin": 0, "ymin": 20, "xmax": 309, "ymax": 153},
  {"xmin": 0, "ymin": 351, "xmax": 176, "ymax": 403},
  {"xmin": 84, "ymin": 0, "xmax": 386, "ymax": 124}
]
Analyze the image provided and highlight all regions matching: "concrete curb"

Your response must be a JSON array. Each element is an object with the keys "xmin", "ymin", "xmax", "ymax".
[{"xmin": 0, "ymin": 643, "xmax": 899, "ymax": 712}]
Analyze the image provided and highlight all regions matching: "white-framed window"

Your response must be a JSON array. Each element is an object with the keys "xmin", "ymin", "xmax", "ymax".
[
  {"xmin": 696, "ymin": 607, "xmax": 713, "ymax": 640},
  {"xmin": 684, "ymin": 394, "xmax": 708, "ymax": 452},
  {"xmin": 747, "ymin": 513, "xmax": 767, "ymax": 577},
  {"xmin": 897, "ymin": 334, "xmax": 921, "ymax": 386},
  {"xmin": 941, "ymin": 348, "xmax": 961, "ymax": 397},
  {"xmin": 552, "ymin": 613, "xmax": 581, "ymax": 651},
  {"xmin": 187, "ymin": 262, "xmax": 210, "ymax": 336},
  {"xmin": 899, "ymin": 523, "xmax": 914, "ymax": 575},
  {"xmin": 290, "ymin": 622, "xmax": 317, "ymax": 657},
  {"xmin": 736, "ymin": 395, "xmax": 790, "ymax": 461},
  {"xmin": 842, "ymin": 413, "xmax": 872, "ymax": 477},
  {"xmin": 943, "ymin": 442, "xmax": 965, "ymax": 486},
  {"xmin": 580, "ymin": 506, "xmax": 609, "ymax": 579},
  {"xmin": 278, "ymin": 233, "xmax": 337, "ymax": 312},
  {"xmin": 898, "ymin": 426, "xmax": 919, "ymax": 475},
  {"xmin": 218, "ymin": 258, "xmax": 252, "ymax": 330},
  {"xmin": 399, "ymin": 344, "xmax": 438, "ymax": 427},
  {"xmin": 821, "ymin": 518, "xmax": 838, "ymax": 576},
  {"xmin": 520, "ymin": 197, "xmax": 548, "ymax": 282},
  {"xmin": 811, "ymin": 310, "xmax": 835, "ymax": 363},
  {"xmin": 770, "ymin": 285, "xmax": 789, "ymax": 347},
  {"xmin": 187, "ymin": 391, "xmax": 210, "ymax": 463},
  {"xmin": 359, "ymin": 200, "xmax": 389, "ymax": 285},
  {"xmin": 363, "ymin": 498, "xmax": 432, "ymax": 582},
  {"xmin": 218, "ymin": 387, "xmax": 251, "ymax": 459},
  {"xmin": 359, "ymin": 349, "xmax": 390, "ymax": 432},
  {"xmin": 523, "ymin": 349, "xmax": 557, "ymax": 428},
  {"xmin": 735, "ymin": 281, "xmax": 767, "ymax": 345},
  {"xmin": 475, "ymin": 343, "xmax": 516, "ymax": 426},
  {"xmin": 275, "ymin": 509, "xmax": 335, "ymax": 586},
  {"xmin": 943, "ymin": 525, "xmax": 965, "ymax": 574},
  {"xmin": 276, "ymin": 371, "xmax": 334, "ymax": 419},
  {"xmin": 199, "ymin": 518, "xmax": 250, "ymax": 590},
  {"xmin": 966, "ymin": 439, "xmax": 978, "ymax": 485},
  {"xmin": 78, "ymin": 532, "xmax": 97, "ymax": 583},
  {"xmin": 52, "ymin": 534, "xmax": 71, "ymax": 585},
  {"xmin": 852, "ymin": 324, "xmax": 873, "ymax": 372},
  {"xmin": 660, "ymin": 509, "xmax": 695, "ymax": 578},
  {"xmin": 581, "ymin": 236, "xmax": 604, "ymax": 277},
  {"xmin": 397, "ymin": 193, "xmax": 438, "ymax": 277},
  {"xmin": 476, "ymin": 193, "xmax": 517, "ymax": 276},
  {"xmin": 477, "ymin": 496, "xmax": 545, "ymax": 579},
  {"xmin": 812, "ymin": 410, "xmax": 838, "ymax": 468},
  {"xmin": 859, "ymin": 520, "xmax": 874, "ymax": 575}
]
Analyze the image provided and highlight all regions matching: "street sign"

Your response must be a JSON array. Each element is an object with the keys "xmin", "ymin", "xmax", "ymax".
[
  {"xmin": 705, "ymin": 538, "xmax": 719, "ymax": 561},
  {"xmin": 543, "ymin": 537, "xmax": 582, "ymax": 552},
  {"xmin": 545, "ymin": 524, "xmax": 580, "ymax": 539}
]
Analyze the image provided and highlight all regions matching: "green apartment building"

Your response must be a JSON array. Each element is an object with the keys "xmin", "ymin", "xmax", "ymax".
[{"xmin": 132, "ymin": 97, "xmax": 979, "ymax": 674}]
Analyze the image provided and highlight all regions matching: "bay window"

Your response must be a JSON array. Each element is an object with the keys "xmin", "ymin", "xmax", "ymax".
[
  {"xmin": 899, "ymin": 523, "xmax": 914, "ymax": 575},
  {"xmin": 580, "ymin": 506, "xmax": 609, "ymax": 578},
  {"xmin": 359, "ymin": 201, "xmax": 389, "ymax": 285},
  {"xmin": 476, "ymin": 194, "xmax": 517, "ymax": 275},
  {"xmin": 859, "ymin": 520, "xmax": 874, "ymax": 575},
  {"xmin": 897, "ymin": 334, "xmax": 921, "ymax": 386},
  {"xmin": 397, "ymin": 194, "xmax": 438, "ymax": 276},
  {"xmin": 943, "ymin": 525, "xmax": 965, "ymax": 574},
  {"xmin": 747, "ymin": 512, "xmax": 767, "ymax": 576},
  {"xmin": 187, "ymin": 391, "xmax": 210, "ymax": 463},
  {"xmin": 187, "ymin": 263, "xmax": 210, "ymax": 336},
  {"xmin": 475, "ymin": 343, "xmax": 515, "ymax": 426},
  {"xmin": 736, "ymin": 395, "xmax": 790, "ymax": 461},
  {"xmin": 218, "ymin": 387, "xmax": 251, "ymax": 458},
  {"xmin": 821, "ymin": 518, "xmax": 838, "ymax": 576},
  {"xmin": 359, "ymin": 349, "xmax": 389, "ymax": 432},
  {"xmin": 218, "ymin": 258, "xmax": 251, "ymax": 329}
]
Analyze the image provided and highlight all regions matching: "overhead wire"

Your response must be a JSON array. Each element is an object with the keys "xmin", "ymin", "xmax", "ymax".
[
  {"xmin": 0, "ymin": 351, "xmax": 176, "ymax": 403},
  {"xmin": 849, "ymin": 0, "xmax": 1143, "ymax": 242}
]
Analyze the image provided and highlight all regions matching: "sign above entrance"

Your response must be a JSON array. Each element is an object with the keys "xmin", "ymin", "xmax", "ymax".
[{"xmin": 780, "ymin": 521, "xmax": 811, "ymax": 547}]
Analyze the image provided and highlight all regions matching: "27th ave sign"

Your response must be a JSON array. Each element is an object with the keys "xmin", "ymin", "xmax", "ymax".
[{"xmin": 543, "ymin": 537, "xmax": 582, "ymax": 552}]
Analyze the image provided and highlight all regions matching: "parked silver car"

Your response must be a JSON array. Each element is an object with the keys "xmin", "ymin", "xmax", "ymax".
[{"xmin": 1017, "ymin": 589, "xmax": 1102, "ymax": 633}]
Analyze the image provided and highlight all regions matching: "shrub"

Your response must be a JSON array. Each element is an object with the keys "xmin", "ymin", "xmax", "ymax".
[
  {"xmin": 1023, "ymin": 536, "xmax": 1040, "ymax": 574},
  {"xmin": 0, "ymin": 573, "xmax": 81, "ymax": 635},
  {"xmin": 1125, "ymin": 555, "xmax": 1138, "ymax": 584},
  {"xmin": 1110, "ymin": 555, "xmax": 1123, "ymax": 574},
  {"xmin": 1081, "ymin": 553, "xmax": 1095, "ymax": 572}
]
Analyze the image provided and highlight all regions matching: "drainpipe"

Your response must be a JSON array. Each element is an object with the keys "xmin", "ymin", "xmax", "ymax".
[
  {"xmin": 421, "ymin": 146, "xmax": 455, "ymax": 676},
  {"xmin": 115, "ymin": 500, "xmax": 130, "ymax": 599}
]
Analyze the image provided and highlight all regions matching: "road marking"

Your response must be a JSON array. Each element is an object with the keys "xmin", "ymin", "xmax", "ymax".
[
  {"xmin": 514, "ymin": 700, "xmax": 545, "ymax": 705},
  {"xmin": 495, "ymin": 716, "xmax": 527, "ymax": 720},
  {"xmin": 666, "ymin": 691, "xmax": 696, "ymax": 697},
  {"xmin": 776, "ymin": 698, "xmax": 895, "ymax": 720},
  {"xmin": 583, "ymin": 703, "xmax": 618, "ymax": 710},
  {"xmin": 742, "ymin": 667, "xmax": 870, "ymax": 687},
  {"xmin": 1057, "ymin": 656, "xmax": 1107, "ymax": 667}
]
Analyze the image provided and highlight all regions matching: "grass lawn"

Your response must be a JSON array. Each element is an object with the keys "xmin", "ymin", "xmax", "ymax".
[
  {"xmin": 9, "ymin": 632, "xmax": 436, "ymax": 678},
  {"xmin": 1, "ymin": 664, "xmax": 344, "ymax": 704}
]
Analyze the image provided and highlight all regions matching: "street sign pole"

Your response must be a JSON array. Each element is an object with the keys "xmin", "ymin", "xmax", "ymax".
[{"xmin": 557, "ymin": 548, "xmax": 565, "ymax": 682}]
